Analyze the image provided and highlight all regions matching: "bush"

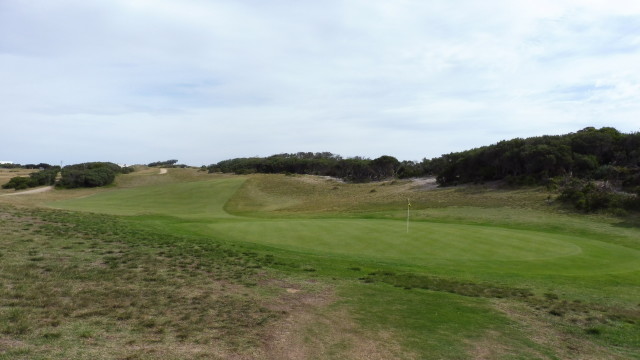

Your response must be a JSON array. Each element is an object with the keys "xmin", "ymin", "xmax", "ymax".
[
  {"xmin": 2, "ymin": 177, "xmax": 34, "ymax": 190},
  {"xmin": 0, "ymin": 163, "xmax": 21, "ymax": 169},
  {"xmin": 623, "ymin": 194, "xmax": 640, "ymax": 211},
  {"xmin": 148, "ymin": 160, "xmax": 178, "ymax": 167},
  {"xmin": 2, "ymin": 167, "xmax": 60, "ymax": 190},
  {"xmin": 59, "ymin": 162, "xmax": 122, "ymax": 188},
  {"xmin": 558, "ymin": 179, "xmax": 636, "ymax": 213},
  {"xmin": 59, "ymin": 168, "xmax": 115, "ymax": 188},
  {"xmin": 84, "ymin": 167, "xmax": 116, "ymax": 187},
  {"xmin": 28, "ymin": 167, "xmax": 60, "ymax": 186}
]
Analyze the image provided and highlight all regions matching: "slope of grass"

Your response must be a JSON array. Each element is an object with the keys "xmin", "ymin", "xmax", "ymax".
[
  {"xmin": 0, "ymin": 205, "xmax": 278, "ymax": 359},
  {"xmin": 225, "ymin": 174, "xmax": 554, "ymax": 216},
  {"xmin": 4, "ymin": 169, "xmax": 638, "ymax": 358},
  {"xmin": 52, "ymin": 177, "xmax": 245, "ymax": 219}
]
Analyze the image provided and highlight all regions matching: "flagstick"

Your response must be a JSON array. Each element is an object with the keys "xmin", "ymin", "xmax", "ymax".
[{"xmin": 406, "ymin": 198, "xmax": 410, "ymax": 233}]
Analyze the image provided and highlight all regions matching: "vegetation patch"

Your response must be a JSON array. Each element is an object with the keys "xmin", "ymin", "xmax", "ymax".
[
  {"xmin": 0, "ymin": 205, "xmax": 279, "ymax": 359},
  {"xmin": 558, "ymin": 178, "xmax": 640, "ymax": 213},
  {"xmin": 361, "ymin": 271, "xmax": 534, "ymax": 298},
  {"xmin": 58, "ymin": 162, "xmax": 134, "ymax": 188},
  {"xmin": 2, "ymin": 167, "xmax": 59, "ymax": 190}
]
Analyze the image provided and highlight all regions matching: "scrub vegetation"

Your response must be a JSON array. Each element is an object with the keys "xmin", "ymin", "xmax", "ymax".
[
  {"xmin": 1, "ymin": 165, "xmax": 639, "ymax": 359},
  {"xmin": 1, "ymin": 167, "xmax": 59, "ymax": 190},
  {"xmin": 207, "ymin": 127, "xmax": 640, "ymax": 214},
  {"xmin": 207, "ymin": 127, "xmax": 639, "ymax": 184}
]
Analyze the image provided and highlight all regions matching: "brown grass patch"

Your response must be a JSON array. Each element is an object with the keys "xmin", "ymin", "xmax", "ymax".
[
  {"xmin": 492, "ymin": 300, "xmax": 628, "ymax": 360},
  {"xmin": 0, "ymin": 169, "xmax": 36, "ymax": 195},
  {"xmin": 0, "ymin": 205, "xmax": 278, "ymax": 359},
  {"xmin": 465, "ymin": 330, "xmax": 511, "ymax": 360}
]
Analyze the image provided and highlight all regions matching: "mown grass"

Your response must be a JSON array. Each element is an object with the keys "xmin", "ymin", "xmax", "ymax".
[
  {"xmin": 2, "ymin": 169, "xmax": 640, "ymax": 358},
  {"xmin": 339, "ymin": 283, "xmax": 559, "ymax": 360},
  {"xmin": 52, "ymin": 177, "xmax": 245, "ymax": 219}
]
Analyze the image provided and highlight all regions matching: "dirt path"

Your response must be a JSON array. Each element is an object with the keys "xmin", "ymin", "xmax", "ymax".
[{"xmin": 1, "ymin": 186, "xmax": 54, "ymax": 196}]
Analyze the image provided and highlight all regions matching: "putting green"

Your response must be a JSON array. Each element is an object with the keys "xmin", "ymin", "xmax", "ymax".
[
  {"xmin": 207, "ymin": 219, "xmax": 581, "ymax": 261},
  {"xmin": 199, "ymin": 219, "xmax": 640, "ymax": 275}
]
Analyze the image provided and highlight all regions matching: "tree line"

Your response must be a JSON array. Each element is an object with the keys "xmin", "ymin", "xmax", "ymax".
[
  {"xmin": 207, "ymin": 152, "xmax": 430, "ymax": 183},
  {"xmin": 207, "ymin": 127, "xmax": 639, "ymax": 189},
  {"xmin": 148, "ymin": 159, "xmax": 189, "ymax": 168},
  {"xmin": 3, "ymin": 162, "xmax": 134, "ymax": 190},
  {"xmin": 429, "ymin": 127, "xmax": 639, "ymax": 188},
  {"xmin": 0, "ymin": 162, "xmax": 55, "ymax": 169},
  {"xmin": 425, "ymin": 127, "xmax": 640, "ymax": 213}
]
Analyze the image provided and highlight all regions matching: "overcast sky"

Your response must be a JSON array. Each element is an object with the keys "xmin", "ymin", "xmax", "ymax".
[{"xmin": 1, "ymin": 0, "xmax": 639, "ymax": 166}]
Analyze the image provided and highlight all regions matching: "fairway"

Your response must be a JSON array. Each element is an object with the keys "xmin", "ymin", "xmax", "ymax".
[
  {"xmin": 49, "ymin": 177, "xmax": 640, "ymax": 277},
  {"xmin": 52, "ymin": 177, "xmax": 245, "ymax": 219}
]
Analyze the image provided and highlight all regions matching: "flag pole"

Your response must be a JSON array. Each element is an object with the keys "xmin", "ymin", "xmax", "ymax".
[{"xmin": 406, "ymin": 198, "xmax": 411, "ymax": 233}]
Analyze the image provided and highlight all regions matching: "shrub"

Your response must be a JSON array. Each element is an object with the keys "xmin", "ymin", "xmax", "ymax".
[
  {"xmin": 2, "ymin": 176, "xmax": 34, "ymax": 190},
  {"xmin": 28, "ymin": 167, "xmax": 60, "ymax": 186},
  {"xmin": 59, "ymin": 162, "xmax": 123, "ymax": 188},
  {"xmin": 148, "ymin": 160, "xmax": 178, "ymax": 167},
  {"xmin": 558, "ymin": 179, "xmax": 637, "ymax": 213},
  {"xmin": 2, "ymin": 167, "xmax": 60, "ymax": 190}
]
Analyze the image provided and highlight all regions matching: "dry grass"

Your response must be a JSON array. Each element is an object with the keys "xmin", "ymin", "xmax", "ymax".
[
  {"xmin": 0, "ymin": 206, "xmax": 277, "ymax": 359},
  {"xmin": 0, "ymin": 169, "xmax": 35, "ymax": 192},
  {"xmin": 114, "ymin": 167, "xmax": 223, "ymax": 188},
  {"xmin": 465, "ymin": 330, "xmax": 512, "ymax": 360},
  {"xmin": 225, "ymin": 173, "xmax": 553, "ymax": 216},
  {"xmin": 0, "ymin": 167, "xmax": 231, "ymax": 208},
  {"xmin": 261, "ymin": 280, "xmax": 415, "ymax": 360},
  {"xmin": 492, "ymin": 300, "xmax": 630, "ymax": 360}
]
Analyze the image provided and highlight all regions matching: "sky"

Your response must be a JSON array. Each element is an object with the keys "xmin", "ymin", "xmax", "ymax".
[{"xmin": 1, "ymin": 0, "xmax": 639, "ymax": 166}]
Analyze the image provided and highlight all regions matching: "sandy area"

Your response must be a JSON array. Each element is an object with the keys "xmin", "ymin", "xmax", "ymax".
[
  {"xmin": 411, "ymin": 177, "xmax": 438, "ymax": 190},
  {"xmin": 1, "ymin": 186, "xmax": 53, "ymax": 196}
]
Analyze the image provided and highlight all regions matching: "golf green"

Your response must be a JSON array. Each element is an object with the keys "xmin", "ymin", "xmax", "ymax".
[{"xmin": 198, "ymin": 218, "xmax": 640, "ymax": 275}]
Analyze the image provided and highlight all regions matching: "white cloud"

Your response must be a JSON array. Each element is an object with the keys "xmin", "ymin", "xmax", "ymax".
[{"xmin": 1, "ymin": 0, "xmax": 639, "ymax": 165}]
